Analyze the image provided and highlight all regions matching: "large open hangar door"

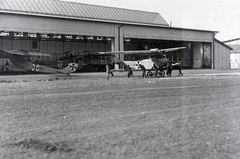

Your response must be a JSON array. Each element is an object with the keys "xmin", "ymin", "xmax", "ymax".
[
  {"xmin": 123, "ymin": 38, "xmax": 192, "ymax": 69},
  {"xmin": 37, "ymin": 34, "xmax": 113, "ymax": 72},
  {"xmin": 0, "ymin": 31, "xmax": 112, "ymax": 73},
  {"xmin": 192, "ymin": 42, "xmax": 211, "ymax": 69}
]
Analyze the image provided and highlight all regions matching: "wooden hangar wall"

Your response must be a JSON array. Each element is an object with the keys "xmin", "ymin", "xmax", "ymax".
[{"xmin": 0, "ymin": 12, "xmax": 228, "ymax": 71}]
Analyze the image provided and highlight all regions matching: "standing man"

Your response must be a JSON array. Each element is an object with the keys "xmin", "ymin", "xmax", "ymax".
[
  {"xmin": 106, "ymin": 63, "xmax": 114, "ymax": 80},
  {"xmin": 178, "ymin": 60, "xmax": 183, "ymax": 76},
  {"xmin": 139, "ymin": 64, "xmax": 147, "ymax": 78},
  {"xmin": 167, "ymin": 61, "xmax": 173, "ymax": 77},
  {"xmin": 127, "ymin": 65, "xmax": 134, "ymax": 78},
  {"xmin": 4, "ymin": 60, "xmax": 9, "ymax": 72}
]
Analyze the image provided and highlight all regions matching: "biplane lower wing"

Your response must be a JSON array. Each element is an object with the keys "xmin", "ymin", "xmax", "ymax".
[
  {"xmin": 1, "ymin": 49, "xmax": 78, "ymax": 74},
  {"xmin": 110, "ymin": 68, "xmax": 152, "ymax": 72},
  {"xmin": 24, "ymin": 61, "xmax": 78, "ymax": 74},
  {"xmin": 18, "ymin": 60, "xmax": 78, "ymax": 74},
  {"xmin": 110, "ymin": 69, "xmax": 142, "ymax": 72},
  {"xmin": 109, "ymin": 69, "xmax": 126, "ymax": 72}
]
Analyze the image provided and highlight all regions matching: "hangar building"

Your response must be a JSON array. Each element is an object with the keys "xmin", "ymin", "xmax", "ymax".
[
  {"xmin": 223, "ymin": 38, "xmax": 240, "ymax": 69},
  {"xmin": 0, "ymin": 0, "xmax": 232, "ymax": 72}
]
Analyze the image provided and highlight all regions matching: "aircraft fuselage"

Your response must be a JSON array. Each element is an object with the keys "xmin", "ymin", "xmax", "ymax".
[{"xmin": 123, "ymin": 57, "xmax": 168, "ymax": 70}]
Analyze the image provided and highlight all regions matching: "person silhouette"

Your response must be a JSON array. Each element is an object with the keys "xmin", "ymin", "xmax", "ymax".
[
  {"xmin": 178, "ymin": 60, "xmax": 183, "ymax": 76},
  {"xmin": 127, "ymin": 65, "xmax": 134, "ymax": 78}
]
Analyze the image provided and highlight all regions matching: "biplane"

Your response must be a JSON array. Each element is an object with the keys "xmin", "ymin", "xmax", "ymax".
[
  {"xmin": 1, "ymin": 49, "xmax": 78, "ymax": 75},
  {"xmin": 99, "ymin": 47, "xmax": 186, "ymax": 77}
]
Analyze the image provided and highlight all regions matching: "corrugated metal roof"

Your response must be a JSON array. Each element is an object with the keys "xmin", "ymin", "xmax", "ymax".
[
  {"xmin": 229, "ymin": 44, "xmax": 240, "ymax": 53},
  {"xmin": 0, "ymin": 0, "xmax": 169, "ymax": 26}
]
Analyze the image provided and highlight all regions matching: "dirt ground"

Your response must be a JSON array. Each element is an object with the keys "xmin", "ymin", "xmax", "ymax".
[{"xmin": 1, "ymin": 69, "xmax": 240, "ymax": 159}]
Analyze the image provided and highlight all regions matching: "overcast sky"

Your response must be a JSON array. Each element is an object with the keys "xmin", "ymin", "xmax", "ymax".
[{"xmin": 63, "ymin": 0, "xmax": 240, "ymax": 42}]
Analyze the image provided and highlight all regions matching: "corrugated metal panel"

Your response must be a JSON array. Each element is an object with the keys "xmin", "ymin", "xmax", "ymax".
[
  {"xmin": 215, "ymin": 39, "xmax": 232, "ymax": 50},
  {"xmin": 229, "ymin": 45, "xmax": 240, "ymax": 53},
  {"xmin": 0, "ymin": 0, "xmax": 169, "ymax": 26}
]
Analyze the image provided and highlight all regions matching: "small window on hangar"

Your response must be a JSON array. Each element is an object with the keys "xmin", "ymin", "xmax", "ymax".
[{"xmin": 32, "ymin": 41, "xmax": 38, "ymax": 49}]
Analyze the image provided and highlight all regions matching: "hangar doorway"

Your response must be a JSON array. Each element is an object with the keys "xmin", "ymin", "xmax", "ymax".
[
  {"xmin": 192, "ymin": 42, "xmax": 211, "ymax": 69},
  {"xmin": 123, "ymin": 38, "xmax": 212, "ymax": 69},
  {"xmin": 123, "ymin": 38, "xmax": 192, "ymax": 69}
]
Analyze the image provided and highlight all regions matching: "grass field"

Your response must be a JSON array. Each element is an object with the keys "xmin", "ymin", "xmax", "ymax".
[{"xmin": 1, "ymin": 71, "xmax": 240, "ymax": 158}]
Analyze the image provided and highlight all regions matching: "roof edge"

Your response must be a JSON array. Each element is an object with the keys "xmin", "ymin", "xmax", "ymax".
[
  {"xmin": 215, "ymin": 38, "xmax": 233, "ymax": 50},
  {"xmin": 0, "ymin": 10, "xmax": 170, "ymax": 27}
]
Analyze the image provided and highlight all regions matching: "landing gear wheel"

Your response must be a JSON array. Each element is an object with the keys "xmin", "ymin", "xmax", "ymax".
[
  {"xmin": 159, "ymin": 70, "xmax": 165, "ymax": 77},
  {"xmin": 147, "ymin": 71, "xmax": 153, "ymax": 77}
]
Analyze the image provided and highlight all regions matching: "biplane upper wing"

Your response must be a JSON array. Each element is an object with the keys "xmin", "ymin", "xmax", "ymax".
[
  {"xmin": 99, "ymin": 50, "xmax": 153, "ymax": 55},
  {"xmin": 28, "ymin": 51, "xmax": 52, "ymax": 57},
  {"xmin": 1, "ymin": 49, "xmax": 52, "ymax": 57},
  {"xmin": 158, "ymin": 47, "xmax": 186, "ymax": 53},
  {"xmin": 5, "ymin": 65, "xmax": 27, "ymax": 72},
  {"xmin": 99, "ymin": 47, "xmax": 186, "ymax": 55},
  {"xmin": 2, "ymin": 49, "xmax": 29, "ymax": 56}
]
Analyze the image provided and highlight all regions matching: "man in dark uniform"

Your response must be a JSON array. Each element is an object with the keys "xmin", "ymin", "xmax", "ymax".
[
  {"xmin": 127, "ymin": 65, "xmax": 134, "ymax": 78},
  {"xmin": 167, "ymin": 61, "xmax": 173, "ymax": 77},
  {"xmin": 5, "ymin": 60, "xmax": 9, "ymax": 72},
  {"xmin": 139, "ymin": 64, "xmax": 147, "ymax": 78},
  {"xmin": 106, "ymin": 63, "xmax": 114, "ymax": 80},
  {"xmin": 178, "ymin": 60, "xmax": 183, "ymax": 76}
]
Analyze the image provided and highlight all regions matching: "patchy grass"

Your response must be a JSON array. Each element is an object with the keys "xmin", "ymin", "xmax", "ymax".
[
  {"xmin": 0, "ymin": 80, "xmax": 18, "ymax": 83},
  {"xmin": 13, "ymin": 139, "xmax": 73, "ymax": 153},
  {"xmin": 1, "ymin": 73, "xmax": 240, "ymax": 158}
]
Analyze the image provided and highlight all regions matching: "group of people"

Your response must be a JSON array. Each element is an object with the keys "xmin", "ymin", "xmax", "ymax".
[
  {"xmin": 166, "ymin": 60, "xmax": 183, "ymax": 77},
  {"xmin": 139, "ymin": 61, "xmax": 183, "ymax": 78},
  {"xmin": 106, "ymin": 60, "xmax": 183, "ymax": 80}
]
